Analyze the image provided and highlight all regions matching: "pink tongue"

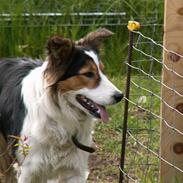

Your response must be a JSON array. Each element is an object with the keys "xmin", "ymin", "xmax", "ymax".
[{"xmin": 97, "ymin": 105, "xmax": 109, "ymax": 123}]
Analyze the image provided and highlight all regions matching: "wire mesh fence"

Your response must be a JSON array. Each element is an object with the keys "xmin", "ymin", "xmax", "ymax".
[
  {"xmin": 0, "ymin": 0, "xmax": 167, "ymax": 182},
  {"xmin": 0, "ymin": 0, "xmax": 162, "ymax": 27},
  {"xmin": 120, "ymin": 23, "xmax": 183, "ymax": 182}
]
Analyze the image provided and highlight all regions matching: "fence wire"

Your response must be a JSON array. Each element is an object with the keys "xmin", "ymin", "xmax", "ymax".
[{"xmin": 120, "ymin": 24, "xmax": 183, "ymax": 182}]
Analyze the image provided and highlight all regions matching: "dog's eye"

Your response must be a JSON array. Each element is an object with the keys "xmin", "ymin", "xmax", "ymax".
[{"xmin": 83, "ymin": 72, "xmax": 95, "ymax": 78}]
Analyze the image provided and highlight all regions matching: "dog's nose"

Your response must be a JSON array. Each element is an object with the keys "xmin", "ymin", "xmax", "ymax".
[{"xmin": 113, "ymin": 92, "xmax": 123, "ymax": 103}]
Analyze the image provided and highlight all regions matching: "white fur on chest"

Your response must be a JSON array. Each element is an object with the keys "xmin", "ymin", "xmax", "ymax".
[{"xmin": 18, "ymin": 62, "xmax": 94, "ymax": 180}]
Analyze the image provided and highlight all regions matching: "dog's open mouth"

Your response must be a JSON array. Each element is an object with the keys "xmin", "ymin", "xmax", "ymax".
[{"xmin": 76, "ymin": 94, "xmax": 109, "ymax": 122}]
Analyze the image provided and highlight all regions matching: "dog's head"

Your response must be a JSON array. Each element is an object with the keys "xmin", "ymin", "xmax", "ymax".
[{"xmin": 44, "ymin": 28, "xmax": 123, "ymax": 122}]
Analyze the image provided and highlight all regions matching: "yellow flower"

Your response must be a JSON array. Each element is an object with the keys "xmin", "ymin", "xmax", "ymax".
[
  {"xmin": 9, "ymin": 135, "xmax": 31, "ymax": 157},
  {"xmin": 127, "ymin": 21, "xmax": 140, "ymax": 31}
]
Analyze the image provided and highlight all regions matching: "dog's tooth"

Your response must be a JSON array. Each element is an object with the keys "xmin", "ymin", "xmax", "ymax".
[
  {"xmin": 91, "ymin": 104, "xmax": 94, "ymax": 108},
  {"xmin": 83, "ymin": 98, "xmax": 87, "ymax": 102}
]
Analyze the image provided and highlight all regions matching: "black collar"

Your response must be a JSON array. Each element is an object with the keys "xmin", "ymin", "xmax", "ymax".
[{"xmin": 72, "ymin": 135, "xmax": 95, "ymax": 153}]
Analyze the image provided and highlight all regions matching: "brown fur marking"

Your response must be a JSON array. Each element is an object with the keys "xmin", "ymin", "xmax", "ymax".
[
  {"xmin": 57, "ymin": 59, "xmax": 100, "ymax": 93},
  {"xmin": 45, "ymin": 36, "xmax": 74, "ymax": 85},
  {"xmin": 99, "ymin": 62, "xmax": 105, "ymax": 72}
]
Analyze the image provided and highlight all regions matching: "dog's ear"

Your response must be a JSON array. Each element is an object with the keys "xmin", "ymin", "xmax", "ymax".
[
  {"xmin": 45, "ymin": 36, "xmax": 74, "ymax": 86},
  {"xmin": 75, "ymin": 28, "xmax": 114, "ymax": 52},
  {"xmin": 47, "ymin": 36, "xmax": 74, "ymax": 66}
]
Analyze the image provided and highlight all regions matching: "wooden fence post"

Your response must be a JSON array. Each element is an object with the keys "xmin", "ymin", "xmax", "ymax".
[{"xmin": 160, "ymin": 0, "xmax": 183, "ymax": 182}]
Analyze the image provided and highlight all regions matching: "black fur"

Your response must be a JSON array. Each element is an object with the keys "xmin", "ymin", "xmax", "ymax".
[
  {"xmin": 0, "ymin": 58, "xmax": 42, "ymax": 143},
  {"xmin": 60, "ymin": 48, "xmax": 92, "ymax": 80}
]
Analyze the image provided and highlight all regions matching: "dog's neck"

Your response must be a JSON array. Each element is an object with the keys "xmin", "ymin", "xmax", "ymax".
[{"xmin": 60, "ymin": 100, "xmax": 96, "ymax": 153}]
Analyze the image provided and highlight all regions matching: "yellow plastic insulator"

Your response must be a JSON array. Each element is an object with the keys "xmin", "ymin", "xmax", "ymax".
[{"xmin": 127, "ymin": 21, "xmax": 140, "ymax": 31}]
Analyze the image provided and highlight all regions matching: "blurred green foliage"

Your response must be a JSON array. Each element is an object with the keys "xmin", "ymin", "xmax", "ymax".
[{"xmin": 0, "ymin": 0, "xmax": 164, "ymax": 74}]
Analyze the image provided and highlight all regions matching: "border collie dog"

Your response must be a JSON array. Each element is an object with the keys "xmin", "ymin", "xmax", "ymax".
[{"xmin": 0, "ymin": 28, "xmax": 123, "ymax": 183}]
